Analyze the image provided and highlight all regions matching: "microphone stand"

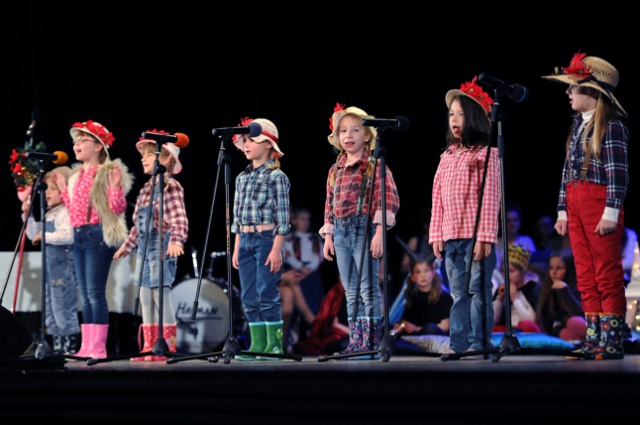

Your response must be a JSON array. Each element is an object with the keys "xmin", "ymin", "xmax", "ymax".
[
  {"xmin": 318, "ymin": 126, "xmax": 395, "ymax": 362},
  {"xmin": 168, "ymin": 129, "xmax": 301, "ymax": 364},
  {"xmin": 89, "ymin": 142, "xmax": 184, "ymax": 364}
]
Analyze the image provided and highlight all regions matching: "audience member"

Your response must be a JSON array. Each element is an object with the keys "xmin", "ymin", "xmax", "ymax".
[
  {"xmin": 533, "ymin": 214, "xmax": 564, "ymax": 253},
  {"xmin": 495, "ymin": 200, "xmax": 536, "ymax": 279},
  {"xmin": 392, "ymin": 254, "xmax": 452, "ymax": 338},
  {"xmin": 622, "ymin": 227, "xmax": 638, "ymax": 282},
  {"xmin": 536, "ymin": 249, "xmax": 585, "ymax": 344},
  {"xmin": 493, "ymin": 244, "xmax": 541, "ymax": 333}
]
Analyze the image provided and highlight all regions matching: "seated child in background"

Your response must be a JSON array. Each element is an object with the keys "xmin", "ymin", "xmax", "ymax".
[
  {"xmin": 493, "ymin": 244, "xmax": 541, "ymax": 333},
  {"xmin": 392, "ymin": 253, "xmax": 453, "ymax": 337},
  {"xmin": 536, "ymin": 249, "xmax": 585, "ymax": 344}
]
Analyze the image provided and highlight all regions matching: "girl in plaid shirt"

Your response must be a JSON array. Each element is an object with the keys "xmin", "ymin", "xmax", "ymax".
[
  {"xmin": 543, "ymin": 52, "xmax": 629, "ymax": 360},
  {"xmin": 320, "ymin": 104, "xmax": 400, "ymax": 358},
  {"xmin": 430, "ymin": 78, "xmax": 501, "ymax": 357},
  {"xmin": 114, "ymin": 132, "xmax": 188, "ymax": 361}
]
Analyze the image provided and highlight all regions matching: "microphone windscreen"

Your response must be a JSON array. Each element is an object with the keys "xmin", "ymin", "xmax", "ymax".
[
  {"xmin": 53, "ymin": 151, "xmax": 68, "ymax": 165},
  {"xmin": 395, "ymin": 116, "xmax": 410, "ymax": 132},
  {"xmin": 174, "ymin": 133, "xmax": 189, "ymax": 148},
  {"xmin": 248, "ymin": 122, "xmax": 262, "ymax": 137}
]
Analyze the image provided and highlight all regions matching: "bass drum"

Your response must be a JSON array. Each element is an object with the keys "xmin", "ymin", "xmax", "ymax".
[{"xmin": 171, "ymin": 278, "xmax": 243, "ymax": 354}]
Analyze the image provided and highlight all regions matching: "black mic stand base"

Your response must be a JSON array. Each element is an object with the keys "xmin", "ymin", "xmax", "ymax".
[
  {"xmin": 166, "ymin": 336, "xmax": 303, "ymax": 365},
  {"xmin": 317, "ymin": 335, "xmax": 398, "ymax": 362}
]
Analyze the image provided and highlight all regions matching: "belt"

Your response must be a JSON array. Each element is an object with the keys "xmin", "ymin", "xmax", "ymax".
[{"xmin": 240, "ymin": 223, "xmax": 276, "ymax": 233}]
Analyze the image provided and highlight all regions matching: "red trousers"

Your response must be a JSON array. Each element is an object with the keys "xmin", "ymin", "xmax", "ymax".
[{"xmin": 566, "ymin": 180, "xmax": 626, "ymax": 314}]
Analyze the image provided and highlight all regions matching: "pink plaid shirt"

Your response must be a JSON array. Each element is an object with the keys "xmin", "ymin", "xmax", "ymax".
[{"xmin": 429, "ymin": 144, "xmax": 500, "ymax": 244}]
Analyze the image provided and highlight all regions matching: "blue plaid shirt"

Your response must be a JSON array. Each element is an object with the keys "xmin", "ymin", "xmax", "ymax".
[
  {"xmin": 231, "ymin": 159, "xmax": 291, "ymax": 236},
  {"xmin": 557, "ymin": 116, "xmax": 629, "ymax": 213}
]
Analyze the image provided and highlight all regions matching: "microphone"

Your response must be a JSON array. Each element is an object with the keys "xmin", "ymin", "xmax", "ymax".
[
  {"xmin": 361, "ymin": 116, "xmax": 410, "ymax": 132},
  {"xmin": 212, "ymin": 121, "xmax": 262, "ymax": 138},
  {"xmin": 140, "ymin": 131, "xmax": 190, "ymax": 148},
  {"xmin": 24, "ymin": 151, "xmax": 68, "ymax": 165},
  {"xmin": 478, "ymin": 73, "xmax": 529, "ymax": 104}
]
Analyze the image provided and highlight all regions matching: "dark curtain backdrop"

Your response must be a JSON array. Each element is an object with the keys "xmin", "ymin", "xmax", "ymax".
[{"xmin": 2, "ymin": 3, "xmax": 638, "ymax": 298}]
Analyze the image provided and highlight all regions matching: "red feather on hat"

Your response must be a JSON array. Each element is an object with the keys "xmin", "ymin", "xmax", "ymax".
[{"xmin": 563, "ymin": 51, "xmax": 592, "ymax": 78}]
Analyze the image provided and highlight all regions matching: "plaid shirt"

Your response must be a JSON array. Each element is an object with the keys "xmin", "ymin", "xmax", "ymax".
[
  {"xmin": 121, "ymin": 174, "xmax": 188, "ymax": 253},
  {"xmin": 231, "ymin": 159, "xmax": 291, "ymax": 236},
  {"xmin": 322, "ymin": 152, "xmax": 400, "ymax": 233},
  {"xmin": 429, "ymin": 144, "xmax": 501, "ymax": 244},
  {"xmin": 557, "ymin": 117, "xmax": 629, "ymax": 213}
]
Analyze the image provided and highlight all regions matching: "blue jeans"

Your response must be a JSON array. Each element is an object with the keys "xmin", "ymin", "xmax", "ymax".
[
  {"xmin": 134, "ymin": 204, "xmax": 177, "ymax": 289},
  {"xmin": 445, "ymin": 239, "xmax": 496, "ymax": 352},
  {"xmin": 333, "ymin": 215, "xmax": 381, "ymax": 319},
  {"xmin": 73, "ymin": 224, "xmax": 115, "ymax": 324},
  {"xmin": 237, "ymin": 230, "xmax": 282, "ymax": 323},
  {"xmin": 45, "ymin": 244, "xmax": 81, "ymax": 336}
]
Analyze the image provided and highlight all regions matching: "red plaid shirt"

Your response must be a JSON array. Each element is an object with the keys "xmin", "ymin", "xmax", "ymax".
[
  {"xmin": 322, "ymin": 152, "xmax": 399, "ymax": 234},
  {"xmin": 429, "ymin": 144, "xmax": 500, "ymax": 244},
  {"xmin": 121, "ymin": 174, "xmax": 188, "ymax": 253}
]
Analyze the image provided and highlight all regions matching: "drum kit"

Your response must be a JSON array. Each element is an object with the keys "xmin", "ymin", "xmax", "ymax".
[{"xmin": 170, "ymin": 250, "xmax": 247, "ymax": 354}]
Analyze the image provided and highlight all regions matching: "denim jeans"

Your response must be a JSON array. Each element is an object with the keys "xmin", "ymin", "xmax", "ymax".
[
  {"xmin": 73, "ymin": 224, "xmax": 115, "ymax": 324},
  {"xmin": 445, "ymin": 238, "xmax": 496, "ymax": 352},
  {"xmin": 237, "ymin": 230, "xmax": 282, "ymax": 323},
  {"xmin": 333, "ymin": 215, "xmax": 381, "ymax": 319},
  {"xmin": 133, "ymin": 204, "xmax": 177, "ymax": 289},
  {"xmin": 44, "ymin": 244, "xmax": 81, "ymax": 336}
]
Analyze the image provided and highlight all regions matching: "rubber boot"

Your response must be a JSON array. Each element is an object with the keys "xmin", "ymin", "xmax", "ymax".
[
  {"xmin": 586, "ymin": 314, "xmax": 625, "ymax": 360},
  {"xmin": 257, "ymin": 320, "xmax": 284, "ymax": 360},
  {"xmin": 64, "ymin": 333, "xmax": 81, "ymax": 355},
  {"xmin": 362, "ymin": 317, "xmax": 383, "ymax": 357},
  {"xmin": 578, "ymin": 312, "xmax": 601, "ymax": 358},
  {"xmin": 335, "ymin": 318, "xmax": 364, "ymax": 356},
  {"xmin": 151, "ymin": 324, "xmax": 178, "ymax": 362},
  {"xmin": 131, "ymin": 324, "xmax": 155, "ymax": 362},
  {"xmin": 87, "ymin": 324, "xmax": 109, "ymax": 359},
  {"xmin": 52, "ymin": 335, "xmax": 64, "ymax": 355},
  {"xmin": 74, "ymin": 324, "xmax": 93, "ymax": 358},
  {"xmin": 236, "ymin": 322, "xmax": 267, "ymax": 361}
]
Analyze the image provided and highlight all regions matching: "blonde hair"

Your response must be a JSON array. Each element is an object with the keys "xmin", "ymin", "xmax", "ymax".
[
  {"xmin": 141, "ymin": 143, "xmax": 176, "ymax": 174},
  {"xmin": 567, "ymin": 88, "xmax": 623, "ymax": 162}
]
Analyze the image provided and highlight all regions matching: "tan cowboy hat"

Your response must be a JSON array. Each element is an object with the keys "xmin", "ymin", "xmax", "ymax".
[
  {"xmin": 542, "ymin": 52, "xmax": 627, "ymax": 116},
  {"xmin": 327, "ymin": 104, "xmax": 378, "ymax": 152},
  {"xmin": 233, "ymin": 118, "xmax": 284, "ymax": 158},
  {"xmin": 445, "ymin": 76, "xmax": 493, "ymax": 115}
]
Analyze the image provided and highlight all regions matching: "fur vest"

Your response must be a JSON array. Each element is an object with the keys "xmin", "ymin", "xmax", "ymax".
[{"xmin": 67, "ymin": 158, "xmax": 134, "ymax": 248}]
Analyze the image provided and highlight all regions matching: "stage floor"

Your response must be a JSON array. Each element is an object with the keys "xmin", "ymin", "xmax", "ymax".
[{"xmin": 2, "ymin": 349, "xmax": 640, "ymax": 425}]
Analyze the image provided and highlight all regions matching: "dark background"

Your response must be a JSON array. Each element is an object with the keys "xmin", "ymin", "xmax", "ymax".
[{"xmin": 2, "ymin": 3, "xmax": 638, "ymax": 298}]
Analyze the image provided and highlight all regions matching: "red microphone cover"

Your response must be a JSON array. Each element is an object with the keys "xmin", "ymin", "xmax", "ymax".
[
  {"xmin": 174, "ymin": 133, "xmax": 189, "ymax": 148},
  {"xmin": 53, "ymin": 151, "xmax": 68, "ymax": 165}
]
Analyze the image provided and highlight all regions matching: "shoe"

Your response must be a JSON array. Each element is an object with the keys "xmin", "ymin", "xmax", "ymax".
[{"xmin": 462, "ymin": 349, "xmax": 486, "ymax": 360}]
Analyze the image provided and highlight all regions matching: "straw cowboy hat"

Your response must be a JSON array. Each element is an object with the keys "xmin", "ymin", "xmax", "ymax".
[
  {"xmin": 136, "ymin": 130, "xmax": 183, "ymax": 174},
  {"xmin": 445, "ymin": 76, "xmax": 494, "ymax": 115},
  {"xmin": 233, "ymin": 117, "xmax": 284, "ymax": 158},
  {"xmin": 70, "ymin": 120, "xmax": 115, "ymax": 159},
  {"xmin": 542, "ymin": 51, "xmax": 627, "ymax": 116},
  {"xmin": 327, "ymin": 103, "xmax": 378, "ymax": 152}
]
